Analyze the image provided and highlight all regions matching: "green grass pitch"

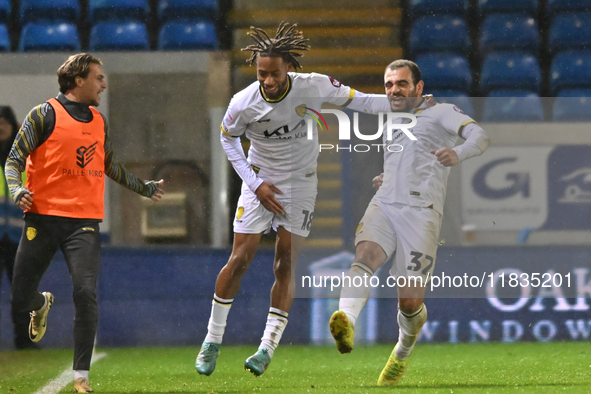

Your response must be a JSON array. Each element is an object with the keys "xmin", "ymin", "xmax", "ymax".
[{"xmin": 1, "ymin": 342, "xmax": 590, "ymax": 393}]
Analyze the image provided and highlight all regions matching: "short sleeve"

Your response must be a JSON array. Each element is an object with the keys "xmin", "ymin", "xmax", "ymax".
[
  {"xmin": 221, "ymin": 96, "xmax": 248, "ymax": 137},
  {"xmin": 438, "ymin": 104, "xmax": 477, "ymax": 136},
  {"xmin": 311, "ymin": 73, "xmax": 354, "ymax": 106}
]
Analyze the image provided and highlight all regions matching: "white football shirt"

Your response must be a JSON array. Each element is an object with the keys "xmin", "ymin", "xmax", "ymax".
[
  {"xmin": 221, "ymin": 72, "xmax": 388, "ymax": 182},
  {"xmin": 373, "ymin": 101, "xmax": 476, "ymax": 215}
]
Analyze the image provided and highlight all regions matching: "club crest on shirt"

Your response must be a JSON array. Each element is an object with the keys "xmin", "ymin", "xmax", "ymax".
[
  {"xmin": 295, "ymin": 104, "xmax": 307, "ymax": 117},
  {"xmin": 453, "ymin": 105, "xmax": 465, "ymax": 115},
  {"xmin": 27, "ymin": 227, "xmax": 37, "ymax": 240},
  {"xmin": 329, "ymin": 77, "xmax": 341, "ymax": 88}
]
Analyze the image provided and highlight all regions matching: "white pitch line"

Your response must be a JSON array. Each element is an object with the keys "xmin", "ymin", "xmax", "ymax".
[{"xmin": 34, "ymin": 352, "xmax": 107, "ymax": 394}]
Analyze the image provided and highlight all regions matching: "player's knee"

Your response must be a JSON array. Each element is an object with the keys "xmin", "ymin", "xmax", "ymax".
[
  {"xmin": 355, "ymin": 242, "xmax": 386, "ymax": 271},
  {"xmin": 224, "ymin": 255, "xmax": 251, "ymax": 277}
]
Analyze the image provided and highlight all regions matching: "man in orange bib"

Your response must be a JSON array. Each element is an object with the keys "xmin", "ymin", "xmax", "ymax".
[{"xmin": 5, "ymin": 53, "xmax": 165, "ymax": 393}]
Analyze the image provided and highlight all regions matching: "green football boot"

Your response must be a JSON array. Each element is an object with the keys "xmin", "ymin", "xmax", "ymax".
[
  {"xmin": 244, "ymin": 349, "xmax": 271, "ymax": 376},
  {"xmin": 195, "ymin": 341, "xmax": 220, "ymax": 376},
  {"xmin": 377, "ymin": 344, "xmax": 408, "ymax": 386},
  {"xmin": 329, "ymin": 310, "xmax": 354, "ymax": 354}
]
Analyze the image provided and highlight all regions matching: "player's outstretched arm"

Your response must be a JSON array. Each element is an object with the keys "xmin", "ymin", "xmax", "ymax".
[
  {"xmin": 106, "ymin": 158, "xmax": 164, "ymax": 200},
  {"xmin": 345, "ymin": 90, "xmax": 390, "ymax": 115},
  {"xmin": 104, "ymin": 153, "xmax": 165, "ymax": 200}
]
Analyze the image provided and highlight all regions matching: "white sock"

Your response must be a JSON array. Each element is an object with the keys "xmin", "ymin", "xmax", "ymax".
[
  {"xmin": 395, "ymin": 304, "xmax": 427, "ymax": 360},
  {"xmin": 338, "ymin": 262, "xmax": 374, "ymax": 326},
  {"xmin": 259, "ymin": 308, "xmax": 288, "ymax": 358},
  {"xmin": 204, "ymin": 294, "xmax": 233, "ymax": 344},
  {"xmin": 74, "ymin": 370, "xmax": 89, "ymax": 381}
]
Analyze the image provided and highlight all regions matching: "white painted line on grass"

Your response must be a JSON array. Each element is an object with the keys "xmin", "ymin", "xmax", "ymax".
[{"xmin": 34, "ymin": 352, "xmax": 107, "ymax": 394}]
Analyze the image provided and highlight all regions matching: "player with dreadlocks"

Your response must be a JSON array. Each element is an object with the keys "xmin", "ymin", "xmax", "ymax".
[{"xmin": 195, "ymin": 22, "xmax": 392, "ymax": 377}]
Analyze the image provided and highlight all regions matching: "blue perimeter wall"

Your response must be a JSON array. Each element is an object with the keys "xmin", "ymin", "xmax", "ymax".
[{"xmin": 1, "ymin": 246, "xmax": 590, "ymax": 350}]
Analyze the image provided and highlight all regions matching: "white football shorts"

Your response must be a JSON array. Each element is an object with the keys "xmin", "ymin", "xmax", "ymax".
[
  {"xmin": 355, "ymin": 202, "xmax": 443, "ymax": 280},
  {"xmin": 233, "ymin": 174, "xmax": 317, "ymax": 238}
]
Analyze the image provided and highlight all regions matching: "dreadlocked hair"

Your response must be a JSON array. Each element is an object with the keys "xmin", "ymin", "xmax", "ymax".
[{"xmin": 241, "ymin": 22, "xmax": 310, "ymax": 70}]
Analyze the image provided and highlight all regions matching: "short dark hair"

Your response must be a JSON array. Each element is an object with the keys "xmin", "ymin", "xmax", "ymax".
[
  {"xmin": 386, "ymin": 59, "xmax": 422, "ymax": 85},
  {"xmin": 57, "ymin": 53, "xmax": 102, "ymax": 94},
  {"xmin": 0, "ymin": 105, "xmax": 19, "ymax": 134},
  {"xmin": 241, "ymin": 22, "xmax": 311, "ymax": 70}
]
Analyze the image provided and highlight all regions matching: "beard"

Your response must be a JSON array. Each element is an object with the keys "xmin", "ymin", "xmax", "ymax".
[
  {"xmin": 389, "ymin": 92, "xmax": 420, "ymax": 112},
  {"xmin": 262, "ymin": 76, "xmax": 289, "ymax": 100}
]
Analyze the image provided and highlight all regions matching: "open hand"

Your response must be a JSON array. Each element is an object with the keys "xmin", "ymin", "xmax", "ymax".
[{"xmin": 151, "ymin": 179, "xmax": 165, "ymax": 202}]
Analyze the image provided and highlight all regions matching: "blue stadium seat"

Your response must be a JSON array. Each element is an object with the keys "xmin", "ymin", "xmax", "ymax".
[
  {"xmin": 158, "ymin": 0, "xmax": 219, "ymax": 23},
  {"xmin": 548, "ymin": 13, "xmax": 591, "ymax": 53},
  {"xmin": 19, "ymin": 22, "xmax": 80, "ymax": 52},
  {"xmin": 158, "ymin": 19, "xmax": 219, "ymax": 50},
  {"xmin": 480, "ymin": 51, "xmax": 541, "ymax": 94},
  {"xmin": 478, "ymin": 0, "xmax": 538, "ymax": 17},
  {"xmin": 428, "ymin": 89, "xmax": 474, "ymax": 117},
  {"xmin": 89, "ymin": 0, "xmax": 150, "ymax": 23},
  {"xmin": 415, "ymin": 53, "xmax": 472, "ymax": 92},
  {"xmin": 409, "ymin": 0, "xmax": 469, "ymax": 19},
  {"xmin": 20, "ymin": 0, "xmax": 80, "ymax": 24},
  {"xmin": 0, "ymin": 23, "xmax": 8, "ymax": 51},
  {"xmin": 0, "ymin": 0, "xmax": 9, "ymax": 23},
  {"xmin": 409, "ymin": 15, "xmax": 470, "ymax": 57},
  {"xmin": 550, "ymin": 50, "xmax": 591, "ymax": 95},
  {"xmin": 547, "ymin": 0, "xmax": 591, "ymax": 17},
  {"xmin": 482, "ymin": 90, "xmax": 543, "ymax": 122},
  {"xmin": 480, "ymin": 13, "xmax": 540, "ymax": 57},
  {"xmin": 553, "ymin": 89, "xmax": 591, "ymax": 121},
  {"xmin": 90, "ymin": 21, "xmax": 149, "ymax": 51}
]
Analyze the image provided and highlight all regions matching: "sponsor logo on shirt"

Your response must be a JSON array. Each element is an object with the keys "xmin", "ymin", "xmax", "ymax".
[
  {"xmin": 76, "ymin": 142, "xmax": 98, "ymax": 168},
  {"xmin": 263, "ymin": 121, "xmax": 307, "ymax": 139}
]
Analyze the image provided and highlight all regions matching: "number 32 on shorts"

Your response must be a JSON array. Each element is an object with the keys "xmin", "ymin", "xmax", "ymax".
[
  {"xmin": 408, "ymin": 251, "xmax": 434, "ymax": 275},
  {"xmin": 301, "ymin": 210, "xmax": 314, "ymax": 231}
]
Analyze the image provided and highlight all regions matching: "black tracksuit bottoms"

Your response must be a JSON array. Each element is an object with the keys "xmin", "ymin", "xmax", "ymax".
[{"xmin": 11, "ymin": 213, "xmax": 101, "ymax": 371}]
